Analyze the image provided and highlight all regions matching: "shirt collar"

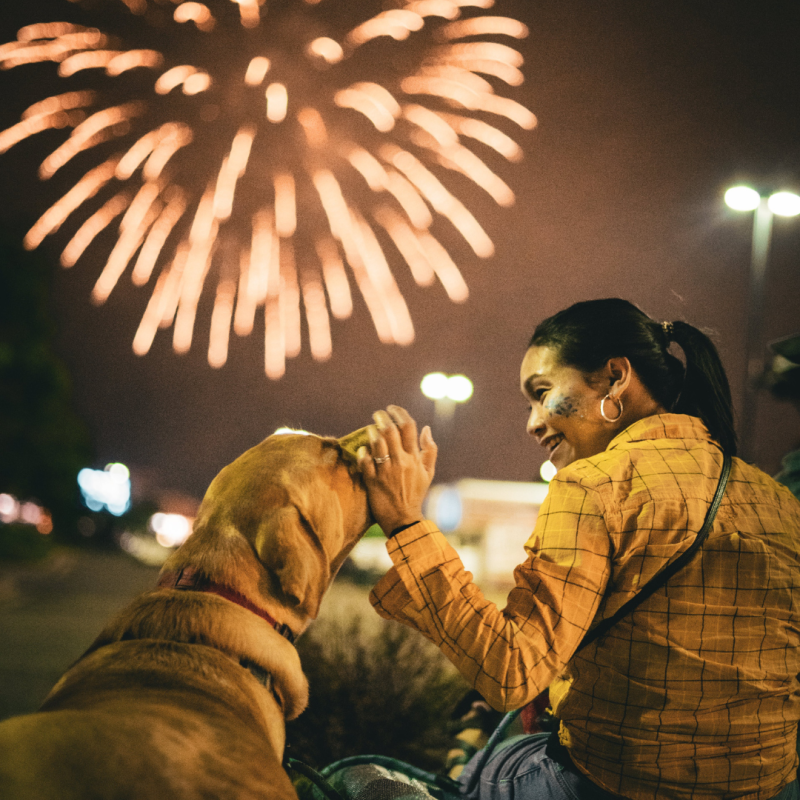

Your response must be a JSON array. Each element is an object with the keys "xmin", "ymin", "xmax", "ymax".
[{"xmin": 606, "ymin": 413, "xmax": 713, "ymax": 451}]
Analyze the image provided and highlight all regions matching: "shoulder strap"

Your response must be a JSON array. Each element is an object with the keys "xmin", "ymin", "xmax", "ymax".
[{"xmin": 575, "ymin": 451, "xmax": 732, "ymax": 654}]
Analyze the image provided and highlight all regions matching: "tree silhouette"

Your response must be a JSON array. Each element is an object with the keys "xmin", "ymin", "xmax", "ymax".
[{"xmin": 0, "ymin": 230, "xmax": 92, "ymax": 541}]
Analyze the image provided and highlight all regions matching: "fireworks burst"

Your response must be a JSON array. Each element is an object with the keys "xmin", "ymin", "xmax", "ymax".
[{"xmin": 0, "ymin": 0, "xmax": 535, "ymax": 378}]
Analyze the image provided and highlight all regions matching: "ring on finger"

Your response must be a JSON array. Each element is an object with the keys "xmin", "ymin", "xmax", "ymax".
[{"xmin": 373, "ymin": 454, "xmax": 391, "ymax": 464}]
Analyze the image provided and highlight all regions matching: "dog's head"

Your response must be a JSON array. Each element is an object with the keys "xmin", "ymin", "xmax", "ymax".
[{"xmin": 161, "ymin": 427, "xmax": 373, "ymax": 630}]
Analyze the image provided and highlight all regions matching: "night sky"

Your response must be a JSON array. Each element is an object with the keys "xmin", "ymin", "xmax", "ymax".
[{"xmin": 1, "ymin": 0, "xmax": 798, "ymax": 507}]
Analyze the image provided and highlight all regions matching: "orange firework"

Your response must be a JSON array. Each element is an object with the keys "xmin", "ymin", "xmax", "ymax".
[{"xmin": 1, "ymin": 0, "xmax": 535, "ymax": 378}]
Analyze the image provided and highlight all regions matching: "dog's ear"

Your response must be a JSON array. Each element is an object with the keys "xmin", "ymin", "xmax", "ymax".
[
  {"xmin": 338, "ymin": 426, "xmax": 371, "ymax": 463},
  {"xmin": 254, "ymin": 505, "xmax": 330, "ymax": 619}
]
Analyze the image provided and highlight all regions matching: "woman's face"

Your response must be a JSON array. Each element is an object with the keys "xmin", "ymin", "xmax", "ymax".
[{"xmin": 520, "ymin": 345, "xmax": 616, "ymax": 470}]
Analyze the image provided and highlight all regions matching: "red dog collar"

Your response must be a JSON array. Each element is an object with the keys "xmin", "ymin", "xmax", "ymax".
[{"xmin": 157, "ymin": 567, "xmax": 296, "ymax": 644}]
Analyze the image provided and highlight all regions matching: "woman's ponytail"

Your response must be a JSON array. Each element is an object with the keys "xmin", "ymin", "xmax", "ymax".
[{"xmin": 670, "ymin": 321, "xmax": 737, "ymax": 456}]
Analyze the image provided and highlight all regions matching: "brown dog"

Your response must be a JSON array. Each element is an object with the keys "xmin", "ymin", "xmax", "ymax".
[{"xmin": 0, "ymin": 427, "xmax": 373, "ymax": 800}]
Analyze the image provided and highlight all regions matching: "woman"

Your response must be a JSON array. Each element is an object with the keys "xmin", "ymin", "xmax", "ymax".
[{"xmin": 356, "ymin": 299, "xmax": 800, "ymax": 800}]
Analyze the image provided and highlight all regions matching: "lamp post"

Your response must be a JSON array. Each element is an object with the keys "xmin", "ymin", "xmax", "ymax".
[
  {"xmin": 420, "ymin": 372, "xmax": 473, "ymax": 425},
  {"xmin": 724, "ymin": 185, "xmax": 800, "ymax": 461}
]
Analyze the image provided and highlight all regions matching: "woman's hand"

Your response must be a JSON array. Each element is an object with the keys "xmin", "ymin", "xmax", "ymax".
[{"xmin": 357, "ymin": 405, "xmax": 437, "ymax": 536}]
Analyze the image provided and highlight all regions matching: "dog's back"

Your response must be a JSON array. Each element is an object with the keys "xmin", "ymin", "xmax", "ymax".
[{"xmin": 0, "ymin": 639, "xmax": 299, "ymax": 800}]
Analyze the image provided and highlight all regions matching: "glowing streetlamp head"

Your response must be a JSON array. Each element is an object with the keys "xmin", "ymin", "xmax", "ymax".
[
  {"xmin": 724, "ymin": 185, "xmax": 761, "ymax": 212},
  {"xmin": 768, "ymin": 191, "xmax": 800, "ymax": 218},
  {"xmin": 421, "ymin": 372, "xmax": 449, "ymax": 400},
  {"xmin": 421, "ymin": 372, "xmax": 473, "ymax": 402},
  {"xmin": 447, "ymin": 375, "xmax": 473, "ymax": 402}
]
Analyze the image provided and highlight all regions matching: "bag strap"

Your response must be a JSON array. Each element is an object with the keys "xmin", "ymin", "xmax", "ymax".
[{"xmin": 575, "ymin": 451, "xmax": 732, "ymax": 654}]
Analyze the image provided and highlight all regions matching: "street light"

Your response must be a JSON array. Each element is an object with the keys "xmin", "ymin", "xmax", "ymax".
[
  {"xmin": 724, "ymin": 184, "xmax": 800, "ymax": 461},
  {"xmin": 421, "ymin": 372, "xmax": 473, "ymax": 423}
]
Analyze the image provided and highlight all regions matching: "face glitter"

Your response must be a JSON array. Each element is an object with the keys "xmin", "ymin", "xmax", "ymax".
[{"xmin": 544, "ymin": 395, "xmax": 579, "ymax": 418}]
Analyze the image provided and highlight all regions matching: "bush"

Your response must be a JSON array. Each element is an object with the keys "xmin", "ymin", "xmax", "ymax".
[{"xmin": 286, "ymin": 616, "xmax": 469, "ymax": 772}]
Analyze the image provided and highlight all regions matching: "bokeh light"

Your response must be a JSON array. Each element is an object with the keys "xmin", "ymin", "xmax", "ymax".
[
  {"xmin": 768, "ymin": 191, "xmax": 800, "ymax": 218},
  {"xmin": 0, "ymin": 492, "xmax": 53, "ymax": 533},
  {"xmin": 149, "ymin": 511, "xmax": 192, "ymax": 547},
  {"xmin": 539, "ymin": 459, "xmax": 556, "ymax": 482},
  {"xmin": 420, "ymin": 371, "xmax": 449, "ymax": 399},
  {"xmin": 77, "ymin": 462, "xmax": 131, "ymax": 515},
  {"xmin": 446, "ymin": 373, "xmax": 473, "ymax": 401},
  {"xmin": 421, "ymin": 371, "xmax": 473, "ymax": 401},
  {"xmin": 724, "ymin": 186, "xmax": 761, "ymax": 212}
]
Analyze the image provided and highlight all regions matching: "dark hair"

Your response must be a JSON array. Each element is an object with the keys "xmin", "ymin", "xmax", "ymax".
[{"xmin": 529, "ymin": 298, "xmax": 737, "ymax": 455}]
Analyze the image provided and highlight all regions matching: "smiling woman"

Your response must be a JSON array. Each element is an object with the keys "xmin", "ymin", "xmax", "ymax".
[
  {"xmin": 519, "ymin": 301, "xmax": 730, "ymax": 472},
  {"xmin": 519, "ymin": 342, "xmax": 667, "ymax": 470},
  {"xmin": 355, "ymin": 298, "xmax": 800, "ymax": 800},
  {"xmin": 523, "ymin": 297, "xmax": 737, "ymax": 466}
]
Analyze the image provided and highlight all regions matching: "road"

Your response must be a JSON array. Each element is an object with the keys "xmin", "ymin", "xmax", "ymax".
[
  {"xmin": 0, "ymin": 546, "xmax": 380, "ymax": 721},
  {"xmin": 0, "ymin": 548, "xmax": 161, "ymax": 719}
]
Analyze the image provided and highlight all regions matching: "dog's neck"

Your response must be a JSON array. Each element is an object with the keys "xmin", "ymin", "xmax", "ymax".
[
  {"xmin": 157, "ymin": 567, "xmax": 297, "ymax": 644},
  {"xmin": 86, "ymin": 589, "xmax": 310, "ymax": 720}
]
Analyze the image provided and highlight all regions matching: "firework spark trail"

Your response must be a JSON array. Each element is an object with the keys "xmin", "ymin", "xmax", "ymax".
[{"xmin": 1, "ymin": 0, "xmax": 535, "ymax": 378}]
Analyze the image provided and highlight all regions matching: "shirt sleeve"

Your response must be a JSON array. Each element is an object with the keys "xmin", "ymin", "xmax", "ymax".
[{"xmin": 369, "ymin": 477, "xmax": 612, "ymax": 711}]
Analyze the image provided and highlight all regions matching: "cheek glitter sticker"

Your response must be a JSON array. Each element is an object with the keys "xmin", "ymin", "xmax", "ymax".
[{"xmin": 545, "ymin": 394, "xmax": 579, "ymax": 418}]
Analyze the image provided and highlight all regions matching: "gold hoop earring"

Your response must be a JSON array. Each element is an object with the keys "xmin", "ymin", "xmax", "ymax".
[{"xmin": 600, "ymin": 394, "xmax": 623, "ymax": 423}]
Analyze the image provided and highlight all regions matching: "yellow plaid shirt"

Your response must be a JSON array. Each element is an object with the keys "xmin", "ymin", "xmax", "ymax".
[{"xmin": 370, "ymin": 414, "xmax": 800, "ymax": 800}]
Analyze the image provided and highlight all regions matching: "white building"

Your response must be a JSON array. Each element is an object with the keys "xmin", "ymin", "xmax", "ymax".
[{"xmin": 350, "ymin": 479, "xmax": 551, "ymax": 590}]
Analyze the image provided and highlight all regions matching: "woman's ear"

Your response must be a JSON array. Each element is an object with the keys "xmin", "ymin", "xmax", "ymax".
[{"xmin": 606, "ymin": 357, "xmax": 633, "ymax": 396}]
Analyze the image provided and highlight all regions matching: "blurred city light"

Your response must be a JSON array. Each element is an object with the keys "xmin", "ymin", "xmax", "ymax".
[
  {"xmin": 540, "ymin": 460, "xmax": 557, "ymax": 482},
  {"xmin": 0, "ymin": 492, "xmax": 53, "ymax": 533},
  {"xmin": 724, "ymin": 185, "xmax": 760, "ymax": 211},
  {"xmin": 420, "ymin": 372, "xmax": 449, "ymax": 400},
  {"xmin": 0, "ymin": 493, "xmax": 19, "ymax": 523},
  {"xmin": 425, "ymin": 485, "xmax": 464, "ymax": 532},
  {"xmin": 421, "ymin": 372, "xmax": 474, "ymax": 424},
  {"xmin": 447, "ymin": 375, "xmax": 474, "ymax": 402},
  {"xmin": 767, "ymin": 191, "xmax": 800, "ymax": 217},
  {"xmin": 77, "ymin": 462, "xmax": 131, "ymax": 515},
  {"xmin": 421, "ymin": 373, "xmax": 474, "ymax": 402},
  {"xmin": 149, "ymin": 512, "xmax": 193, "ymax": 547},
  {"xmin": 725, "ymin": 186, "xmax": 800, "ymax": 217}
]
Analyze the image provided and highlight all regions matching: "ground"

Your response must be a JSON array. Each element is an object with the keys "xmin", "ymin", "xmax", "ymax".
[{"xmin": 0, "ymin": 546, "xmax": 380, "ymax": 720}]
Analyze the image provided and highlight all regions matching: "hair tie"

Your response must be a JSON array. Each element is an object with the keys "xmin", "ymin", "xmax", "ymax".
[{"xmin": 662, "ymin": 321, "xmax": 674, "ymax": 342}]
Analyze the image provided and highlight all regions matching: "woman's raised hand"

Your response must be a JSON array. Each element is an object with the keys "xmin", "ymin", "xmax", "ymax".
[{"xmin": 357, "ymin": 405, "xmax": 437, "ymax": 537}]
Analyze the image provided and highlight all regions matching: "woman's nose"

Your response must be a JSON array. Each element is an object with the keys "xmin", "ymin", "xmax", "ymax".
[{"xmin": 526, "ymin": 405, "xmax": 546, "ymax": 438}]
